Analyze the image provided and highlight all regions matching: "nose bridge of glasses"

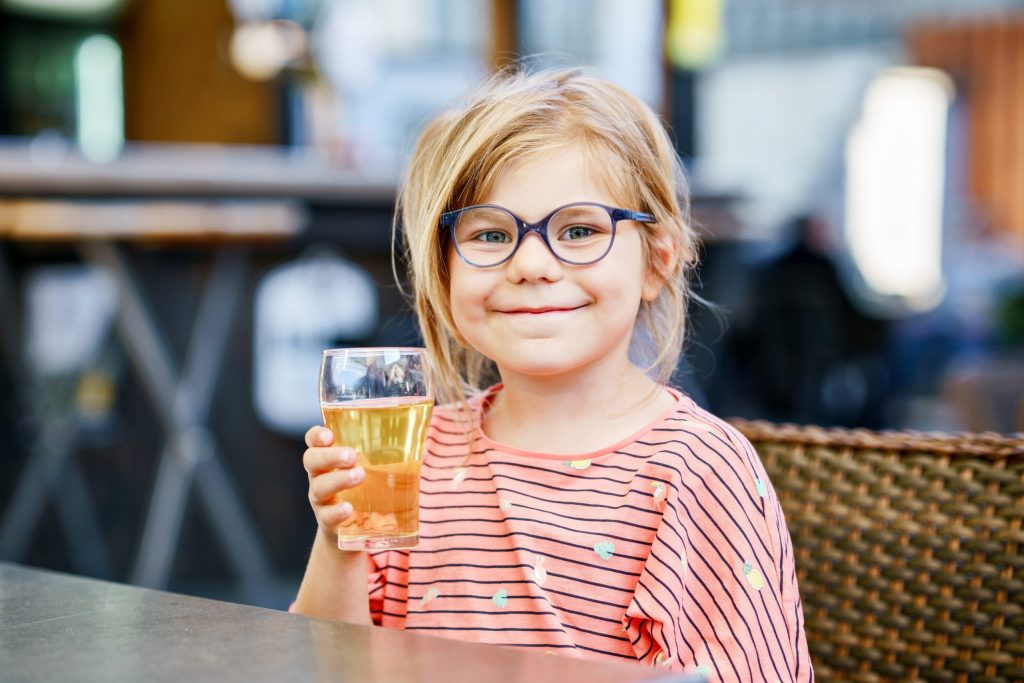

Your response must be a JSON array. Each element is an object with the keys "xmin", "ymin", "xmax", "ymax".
[
  {"xmin": 520, "ymin": 219, "xmax": 550, "ymax": 240},
  {"xmin": 514, "ymin": 221, "xmax": 560, "ymax": 260}
]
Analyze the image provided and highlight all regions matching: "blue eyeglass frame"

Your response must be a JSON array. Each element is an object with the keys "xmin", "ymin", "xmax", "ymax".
[{"xmin": 440, "ymin": 201, "xmax": 657, "ymax": 268}]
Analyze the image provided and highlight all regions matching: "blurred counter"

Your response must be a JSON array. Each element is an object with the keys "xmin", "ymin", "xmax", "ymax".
[
  {"xmin": 0, "ymin": 137, "xmax": 395, "ymax": 202},
  {"xmin": 0, "ymin": 138, "xmax": 400, "ymax": 251}
]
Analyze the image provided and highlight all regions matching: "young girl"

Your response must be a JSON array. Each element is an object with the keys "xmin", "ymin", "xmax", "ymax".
[{"xmin": 294, "ymin": 68, "xmax": 812, "ymax": 681}]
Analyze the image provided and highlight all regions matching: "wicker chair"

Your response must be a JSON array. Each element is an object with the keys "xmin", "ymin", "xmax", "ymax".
[{"xmin": 730, "ymin": 420, "xmax": 1024, "ymax": 683}]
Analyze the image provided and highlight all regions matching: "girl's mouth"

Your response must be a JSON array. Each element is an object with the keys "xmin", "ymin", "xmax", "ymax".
[{"xmin": 500, "ymin": 305, "xmax": 584, "ymax": 315}]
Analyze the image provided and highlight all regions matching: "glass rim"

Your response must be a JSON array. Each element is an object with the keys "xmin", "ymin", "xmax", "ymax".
[{"xmin": 321, "ymin": 346, "xmax": 427, "ymax": 357}]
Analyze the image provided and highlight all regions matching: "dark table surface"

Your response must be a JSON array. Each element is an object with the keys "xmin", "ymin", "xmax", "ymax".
[{"xmin": 0, "ymin": 562, "xmax": 697, "ymax": 683}]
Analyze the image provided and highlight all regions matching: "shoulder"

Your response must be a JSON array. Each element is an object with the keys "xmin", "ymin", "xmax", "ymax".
[
  {"xmin": 642, "ymin": 394, "xmax": 766, "ymax": 510},
  {"xmin": 643, "ymin": 393, "xmax": 756, "ymax": 470}
]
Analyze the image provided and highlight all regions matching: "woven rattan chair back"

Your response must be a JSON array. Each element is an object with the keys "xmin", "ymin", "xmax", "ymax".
[{"xmin": 731, "ymin": 420, "xmax": 1024, "ymax": 683}]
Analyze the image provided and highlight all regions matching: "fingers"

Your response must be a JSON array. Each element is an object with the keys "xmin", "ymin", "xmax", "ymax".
[
  {"xmin": 302, "ymin": 425, "xmax": 366, "ymax": 532},
  {"xmin": 310, "ymin": 467, "xmax": 365, "ymax": 531},
  {"xmin": 304, "ymin": 425, "xmax": 333, "ymax": 448},
  {"xmin": 319, "ymin": 500, "xmax": 354, "ymax": 528},
  {"xmin": 309, "ymin": 466, "xmax": 365, "ymax": 504},
  {"xmin": 303, "ymin": 445, "xmax": 357, "ymax": 475}
]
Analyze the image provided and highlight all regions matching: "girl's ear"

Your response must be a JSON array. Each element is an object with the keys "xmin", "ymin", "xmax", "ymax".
[{"xmin": 642, "ymin": 232, "xmax": 678, "ymax": 302}]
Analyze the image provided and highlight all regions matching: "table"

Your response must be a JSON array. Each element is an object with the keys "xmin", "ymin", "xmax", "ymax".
[{"xmin": 0, "ymin": 563, "xmax": 696, "ymax": 683}]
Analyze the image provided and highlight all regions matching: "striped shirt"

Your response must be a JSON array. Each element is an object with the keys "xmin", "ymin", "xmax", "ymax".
[{"xmin": 367, "ymin": 386, "xmax": 812, "ymax": 681}]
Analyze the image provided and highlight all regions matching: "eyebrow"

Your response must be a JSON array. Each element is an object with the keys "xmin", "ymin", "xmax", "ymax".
[
  {"xmin": 550, "ymin": 205, "xmax": 596, "ymax": 217},
  {"xmin": 519, "ymin": 203, "xmax": 609, "ymax": 221}
]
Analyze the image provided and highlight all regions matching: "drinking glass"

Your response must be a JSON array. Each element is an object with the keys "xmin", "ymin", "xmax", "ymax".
[{"xmin": 319, "ymin": 347, "xmax": 433, "ymax": 550}]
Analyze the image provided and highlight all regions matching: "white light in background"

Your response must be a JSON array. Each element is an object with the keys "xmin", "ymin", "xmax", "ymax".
[
  {"xmin": 846, "ymin": 67, "xmax": 954, "ymax": 311},
  {"xmin": 230, "ymin": 20, "xmax": 307, "ymax": 81},
  {"xmin": 74, "ymin": 34, "xmax": 124, "ymax": 164}
]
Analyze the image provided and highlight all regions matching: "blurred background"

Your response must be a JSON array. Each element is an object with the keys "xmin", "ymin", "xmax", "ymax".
[{"xmin": 1, "ymin": 0, "xmax": 1023, "ymax": 607}]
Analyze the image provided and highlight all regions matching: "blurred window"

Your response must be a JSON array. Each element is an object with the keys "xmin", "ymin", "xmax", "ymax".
[
  {"xmin": 307, "ymin": 0, "xmax": 490, "ymax": 175},
  {"xmin": 2, "ymin": 21, "xmax": 82, "ymax": 137},
  {"xmin": 0, "ymin": 11, "xmax": 124, "ymax": 158},
  {"xmin": 518, "ymin": 0, "xmax": 664, "ymax": 110},
  {"xmin": 696, "ymin": 49, "xmax": 889, "ymax": 232}
]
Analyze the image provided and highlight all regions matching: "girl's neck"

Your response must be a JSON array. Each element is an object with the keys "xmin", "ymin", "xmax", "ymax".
[{"xmin": 482, "ymin": 359, "xmax": 675, "ymax": 455}]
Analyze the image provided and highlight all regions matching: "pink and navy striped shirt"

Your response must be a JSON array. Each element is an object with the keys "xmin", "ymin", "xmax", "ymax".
[{"xmin": 366, "ymin": 386, "xmax": 812, "ymax": 681}]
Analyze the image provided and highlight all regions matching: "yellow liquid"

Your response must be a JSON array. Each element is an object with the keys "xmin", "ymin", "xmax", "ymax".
[{"xmin": 321, "ymin": 398, "xmax": 433, "ymax": 549}]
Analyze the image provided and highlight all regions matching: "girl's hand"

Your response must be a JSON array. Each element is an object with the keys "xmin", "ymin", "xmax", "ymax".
[{"xmin": 302, "ymin": 426, "xmax": 365, "ymax": 542}]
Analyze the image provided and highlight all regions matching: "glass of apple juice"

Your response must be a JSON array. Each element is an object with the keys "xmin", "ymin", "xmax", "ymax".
[{"xmin": 319, "ymin": 347, "xmax": 433, "ymax": 550}]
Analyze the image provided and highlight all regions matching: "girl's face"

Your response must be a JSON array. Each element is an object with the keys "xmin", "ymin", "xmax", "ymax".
[{"xmin": 447, "ymin": 144, "xmax": 663, "ymax": 382}]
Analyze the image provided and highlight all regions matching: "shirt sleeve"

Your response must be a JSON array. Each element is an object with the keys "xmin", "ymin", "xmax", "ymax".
[{"xmin": 623, "ymin": 421, "xmax": 812, "ymax": 682}]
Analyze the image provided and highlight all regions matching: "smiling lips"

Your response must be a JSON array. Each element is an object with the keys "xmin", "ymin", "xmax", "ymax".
[{"xmin": 499, "ymin": 305, "xmax": 586, "ymax": 315}]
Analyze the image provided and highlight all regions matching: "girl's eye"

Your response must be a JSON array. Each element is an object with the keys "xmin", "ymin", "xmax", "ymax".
[
  {"xmin": 562, "ymin": 225, "xmax": 597, "ymax": 241},
  {"xmin": 473, "ymin": 230, "xmax": 513, "ymax": 244}
]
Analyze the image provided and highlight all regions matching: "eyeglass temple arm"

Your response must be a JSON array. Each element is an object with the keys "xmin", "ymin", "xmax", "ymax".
[{"xmin": 615, "ymin": 209, "xmax": 656, "ymax": 223}]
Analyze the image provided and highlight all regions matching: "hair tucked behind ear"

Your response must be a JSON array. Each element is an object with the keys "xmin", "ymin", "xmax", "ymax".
[{"xmin": 394, "ymin": 67, "xmax": 697, "ymax": 415}]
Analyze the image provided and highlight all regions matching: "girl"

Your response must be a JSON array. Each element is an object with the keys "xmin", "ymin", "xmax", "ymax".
[{"xmin": 294, "ymin": 68, "xmax": 812, "ymax": 681}]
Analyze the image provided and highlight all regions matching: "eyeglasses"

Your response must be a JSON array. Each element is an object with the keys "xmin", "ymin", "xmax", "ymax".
[{"xmin": 441, "ymin": 202, "xmax": 656, "ymax": 268}]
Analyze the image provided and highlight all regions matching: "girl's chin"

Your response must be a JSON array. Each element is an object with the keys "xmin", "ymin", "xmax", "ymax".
[
  {"xmin": 474, "ymin": 337, "xmax": 634, "ymax": 380},
  {"xmin": 493, "ymin": 354, "xmax": 598, "ymax": 380}
]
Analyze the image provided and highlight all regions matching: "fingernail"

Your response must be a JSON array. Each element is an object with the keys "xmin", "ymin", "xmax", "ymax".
[
  {"xmin": 340, "ymin": 502, "xmax": 353, "ymax": 516},
  {"xmin": 341, "ymin": 449, "xmax": 354, "ymax": 465},
  {"xmin": 348, "ymin": 467, "xmax": 364, "ymax": 484},
  {"xmin": 320, "ymin": 430, "xmax": 332, "ymax": 445}
]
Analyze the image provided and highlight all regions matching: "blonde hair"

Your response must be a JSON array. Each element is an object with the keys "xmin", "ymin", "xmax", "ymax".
[{"xmin": 395, "ymin": 67, "xmax": 698, "ymax": 410}]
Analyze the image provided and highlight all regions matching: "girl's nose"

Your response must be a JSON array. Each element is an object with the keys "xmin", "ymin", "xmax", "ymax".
[{"xmin": 505, "ymin": 231, "xmax": 563, "ymax": 282}]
